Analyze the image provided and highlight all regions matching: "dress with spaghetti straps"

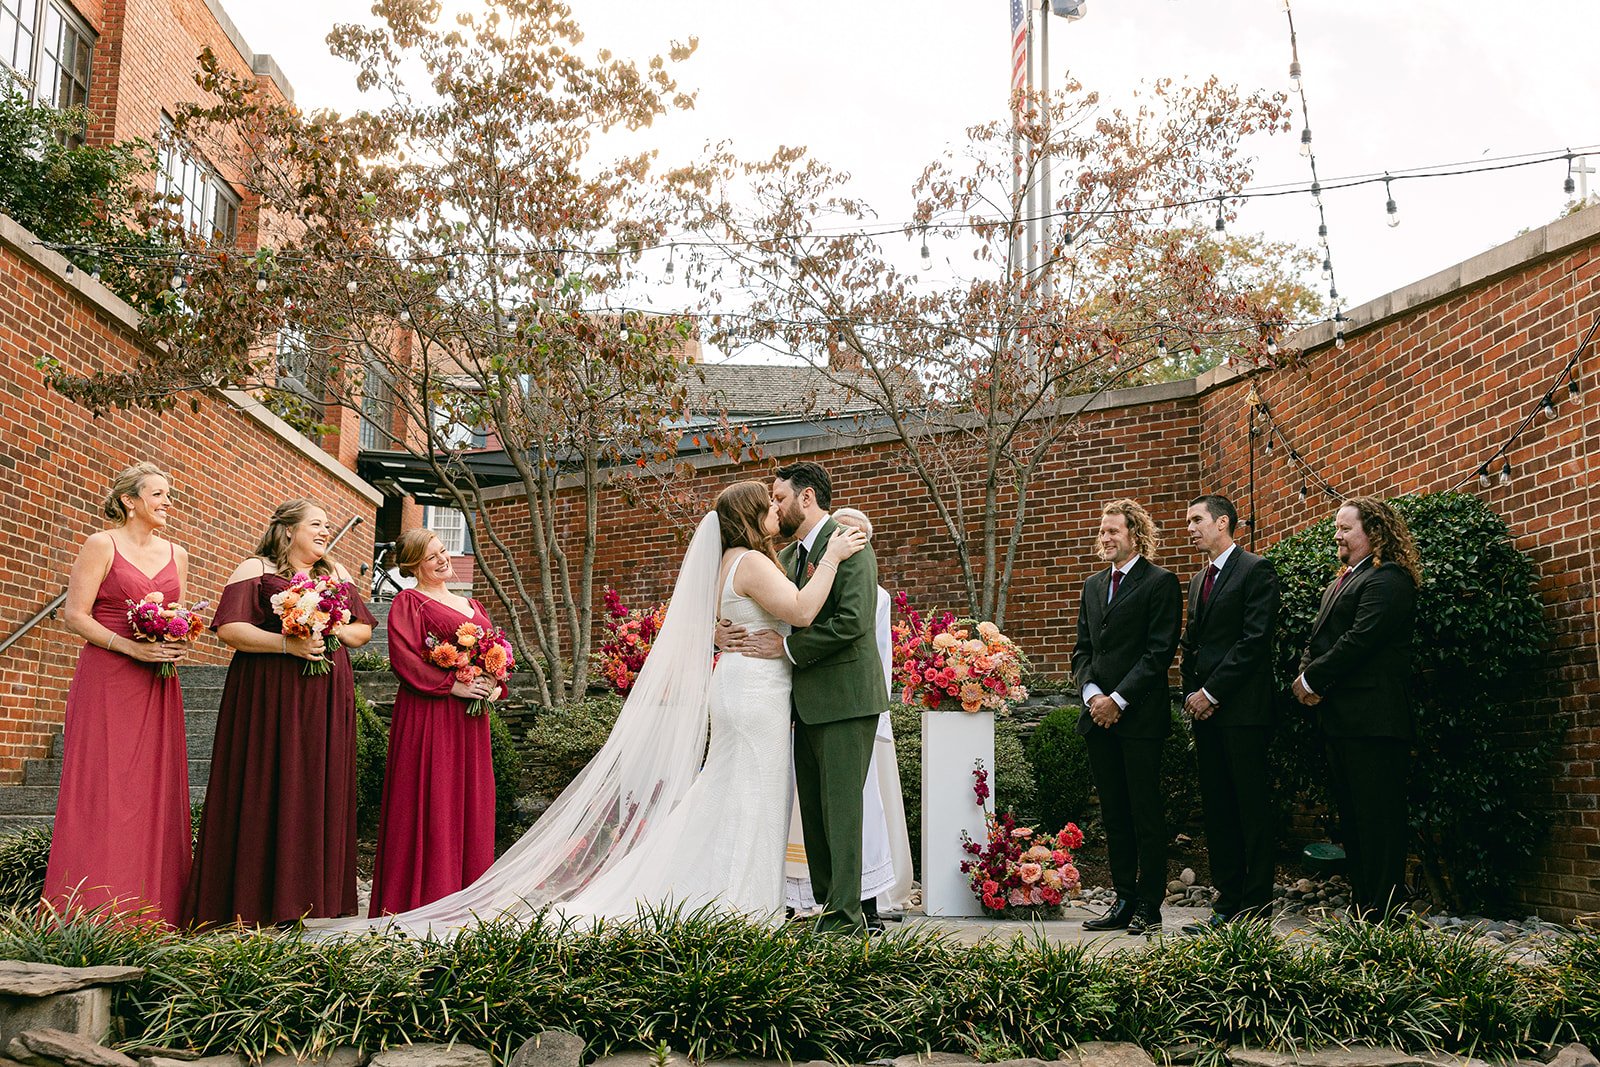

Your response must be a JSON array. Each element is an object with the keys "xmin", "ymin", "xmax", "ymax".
[{"xmin": 43, "ymin": 540, "xmax": 192, "ymax": 925}]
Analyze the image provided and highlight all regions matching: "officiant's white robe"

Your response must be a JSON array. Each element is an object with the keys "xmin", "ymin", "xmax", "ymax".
[{"xmin": 785, "ymin": 586, "xmax": 915, "ymax": 911}]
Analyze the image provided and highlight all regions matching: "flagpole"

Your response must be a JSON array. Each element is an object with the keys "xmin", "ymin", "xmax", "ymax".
[
  {"xmin": 1039, "ymin": 0, "xmax": 1051, "ymax": 300},
  {"xmin": 1024, "ymin": 0, "xmax": 1037, "ymax": 282}
]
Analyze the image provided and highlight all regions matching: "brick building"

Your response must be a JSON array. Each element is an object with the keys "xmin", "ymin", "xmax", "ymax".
[
  {"xmin": 479, "ymin": 205, "xmax": 1600, "ymax": 919},
  {"xmin": 0, "ymin": 0, "xmax": 382, "ymax": 777}
]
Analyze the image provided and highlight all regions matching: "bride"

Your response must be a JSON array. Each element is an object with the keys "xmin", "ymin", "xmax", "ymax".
[{"xmin": 333, "ymin": 479, "xmax": 864, "ymax": 936}]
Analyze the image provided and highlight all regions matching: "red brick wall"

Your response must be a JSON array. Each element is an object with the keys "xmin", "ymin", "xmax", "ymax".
[
  {"xmin": 478, "ymin": 208, "xmax": 1600, "ymax": 918},
  {"xmin": 0, "ymin": 218, "xmax": 378, "ymax": 783}
]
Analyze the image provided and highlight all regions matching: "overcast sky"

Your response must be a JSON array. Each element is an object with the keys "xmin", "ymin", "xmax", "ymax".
[{"xmin": 227, "ymin": 0, "xmax": 1600, "ymax": 321}]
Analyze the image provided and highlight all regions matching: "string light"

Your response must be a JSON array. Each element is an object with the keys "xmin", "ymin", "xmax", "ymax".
[
  {"xmin": 1214, "ymin": 199, "xmax": 1226, "ymax": 233},
  {"xmin": 1477, "ymin": 464, "xmax": 1492, "ymax": 489},
  {"xmin": 1384, "ymin": 174, "xmax": 1400, "ymax": 228},
  {"xmin": 1299, "ymin": 128, "xmax": 1312, "ymax": 157},
  {"xmin": 1540, "ymin": 395, "xmax": 1557, "ymax": 418},
  {"xmin": 664, "ymin": 245, "xmax": 676, "ymax": 284},
  {"xmin": 255, "ymin": 270, "xmax": 268, "ymax": 292},
  {"xmin": 1497, "ymin": 461, "xmax": 1513, "ymax": 487},
  {"xmin": 919, "ymin": 229, "xmax": 933, "ymax": 271},
  {"xmin": 1288, "ymin": 59, "xmax": 1303, "ymax": 93},
  {"xmin": 346, "ymin": 279, "xmax": 358, "ymax": 294},
  {"xmin": 1565, "ymin": 155, "xmax": 1577, "ymax": 197}
]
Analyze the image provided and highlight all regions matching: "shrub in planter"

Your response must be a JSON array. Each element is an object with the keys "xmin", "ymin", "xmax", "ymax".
[
  {"xmin": 523, "ymin": 694, "xmax": 624, "ymax": 801},
  {"xmin": 1265, "ymin": 491, "xmax": 1553, "ymax": 912}
]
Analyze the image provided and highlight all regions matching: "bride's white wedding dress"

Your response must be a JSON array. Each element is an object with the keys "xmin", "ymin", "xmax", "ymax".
[
  {"xmin": 311, "ymin": 514, "xmax": 795, "ymax": 938},
  {"xmin": 548, "ymin": 552, "xmax": 793, "ymax": 922}
]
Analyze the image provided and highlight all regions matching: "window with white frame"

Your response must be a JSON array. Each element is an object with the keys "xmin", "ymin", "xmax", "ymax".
[
  {"xmin": 430, "ymin": 402, "xmax": 486, "ymax": 451},
  {"xmin": 275, "ymin": 324, "xmax": 323, "ymax": 399},
  {"xmin": 156, "ymin": 116, "xmax": 240, "ymax": 244},
  {"xmin": 1, "ymin": 0, "xmax": 93, "ymax": 143},
  {"xmin": 427, "ymin": 506, "xmax": 470, "ymax": 555}
]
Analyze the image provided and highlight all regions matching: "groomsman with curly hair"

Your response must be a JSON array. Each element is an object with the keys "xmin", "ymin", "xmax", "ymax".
[
  {"xmin": 1293, "ymin": 497, "xmax": 1421, "ymax": 920},
  {"xmin": 1074, "ymin": 499, "xmax": 1184, "ymax": 936}
]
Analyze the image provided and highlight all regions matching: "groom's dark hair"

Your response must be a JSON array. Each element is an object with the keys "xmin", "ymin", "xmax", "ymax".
[{"xmin": 775, "ymin": 461, "xmax": 832, "ymax": 510}]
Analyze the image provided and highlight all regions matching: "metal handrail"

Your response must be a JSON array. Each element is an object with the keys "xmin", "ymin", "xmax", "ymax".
[
  {"xmin": 327, "ymin": 514, "xmax": 364, "ymax": 554},
  {"xmin": 0, "ymin": 589, "xmax": 68, "ymax": 656}
]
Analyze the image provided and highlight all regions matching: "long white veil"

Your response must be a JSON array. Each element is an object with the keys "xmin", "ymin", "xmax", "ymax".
[{"xmin": 322, "ymin": 512, "xmax": 724, "ymax": 937}]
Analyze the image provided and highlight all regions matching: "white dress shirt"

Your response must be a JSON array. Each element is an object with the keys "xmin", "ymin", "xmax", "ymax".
[
  {"xmin": 1195, "ymin": 543, "xmax": 1237, "ymax": 706},
  {"xmin": 1082, "ymin": 554, "xmax": 1142, "ymax": 711}
]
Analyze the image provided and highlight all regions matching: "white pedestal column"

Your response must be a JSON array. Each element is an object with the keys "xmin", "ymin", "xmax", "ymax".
[{"xmin": 920, "ymin": 707, "xmax": 995, "ymax": 917}]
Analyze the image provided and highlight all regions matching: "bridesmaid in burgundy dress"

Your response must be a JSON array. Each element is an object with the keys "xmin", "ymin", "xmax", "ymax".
[
  {"xmin": 45, "ymin": 462, "xmax": 193, "ymax": 925},
  {"xmin": 368, "ymin": 528, "xmax": 498, "ymax": 916},
  {"xmin": 184, "ymin": 499, "xmax": 374, "ymax": 926}
]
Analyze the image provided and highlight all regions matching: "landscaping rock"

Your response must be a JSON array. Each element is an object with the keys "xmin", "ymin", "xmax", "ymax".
[
  {"xmin": 0, "ymin": 988, "xmax": 112, "ymax": 1049},
  {"xmin": 893, "ymin": 1055, "xmax": 980, "ymax": 1067},
  {"xmin": 0, "ymin": 966, "xmax": 144, "ymax": 999},
  {"xmin": 591, "ymin": 1051, "xmax": 692, "ymax": 1067},
  {"xmin": 1179, "ymin": 869, "xmax": 1196, "ymax": 886},
  {"xmin": 368, "ymin": 1046, "xmax": 490, "ymax": 1067},
  {"xmin": 1059, "ymin": 1042, "xmax": 1157, "ymax": 1067},
  {"xmin": 509, "ymin": 1033, "xmax": 585, "ymax": 1067},
  {"xmin": 1230, "ymin": 1048, "xmax": 1437, "ymax": 1067},
  {"xmin": 7, "ymin": 1029, "xmax": 138, "ymax": 1067},
  {"xmin": 140, "ymin": 1056, "xmax": 248, "ymax": 1067},
  {"xmin": 262, "ymin": 1049, "xmax": 365, "ymax": 1067},
  {"xmin": 1546, "ymin": 1046, "xmax": 1599, "ymax": 1067},
  {"xmin": 985, "ymin": 1059, "xmax": 1052, "ymax": 1067}
]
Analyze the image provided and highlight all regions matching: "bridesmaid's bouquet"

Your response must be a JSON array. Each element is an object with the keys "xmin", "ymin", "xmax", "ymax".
[
  {"xmin": 125, "ymin": 592, "xmax": 209, "ymax": 677},
  {"xmin": 270, "ymin": 572, "xmax": 354, "ymax": 676},
  {"xmin": 426, "ymin": 621, "xmax": 515, "ymax": 716}
]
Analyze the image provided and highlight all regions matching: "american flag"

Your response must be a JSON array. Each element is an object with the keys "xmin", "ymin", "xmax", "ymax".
[{"xmin": 1010, "ymin": 0, "xmax": 1027, "ymax": 107}]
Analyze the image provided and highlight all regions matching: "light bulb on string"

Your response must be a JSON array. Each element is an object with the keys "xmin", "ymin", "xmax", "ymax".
[
  {"xmin": 1569, "ymin": 378, "xmax": 1581, "ymax": 397},
  {"xmin": 1320, "ymin": 255, "xmax": 1332, "ymax": 280},
  {"xmin": 1565, "ymin": 155, "xmax": 1577, "ymax": 197},
  {"xmin": 1318, "ymin": 223, "xmax": 1328, "ymax": 239},
  {"xmin": 1289, "ymin": 60, "xmax": 1302, "ymax": 93},
  {"xmin": 398, "ymin": 308, "xmax": 411, "ymax": 324},
  {"xmin": 255, "ymin": 270, "xmax": 268, "ymax": 292},
  {"xmin": 1299, "ymin": 480, "xmax": 1309, "ymax": 501},
  {"xmin": 1477, "ymin": 464, "xmax": 1492, "ymax": 489},
  {"xmin": 1267, "ymin": 338, "xmax": 1279, "ymax": 357},
  {"xmin": 1384, "ymin": 175, "xmax": 1400, "ymax": 228},
  {"xmin": 1497, "ymin": 461, "xmax": 1512, "ymax": 487},
  {"xmin": 664, "ymin": 247, "xmax": 676, "ymax": 285},
  {"xmin": 1299, "ymin": 128, "xmax": 1312, "ymax": 157},
  {"xmin": 1062, "ymin": 227, "xmax": 1074, "ymax": 247},
  {"xmin": 1214, "ymin": 199, "xmax": 1226, "ymax": 233},
  {"xmin": 1264, "ymin": 435, "xmax": 1274, "ymax": 454},
  {"xmin": 1540, "ymin": 395, "xmax": 1557, "ymax": 419},
  {"xmin": 1310, "ymin": 180, "xmax": 1322, "ymax": 208},
  {"xmin": 919, "ymin": 230, "xmax": 933, "ymax": 272},
  {"xmin": 346, "ymin": 279, "xmax": 358, "ymax": 294}
]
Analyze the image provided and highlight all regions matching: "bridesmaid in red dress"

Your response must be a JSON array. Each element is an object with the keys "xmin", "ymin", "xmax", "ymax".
[
  {"xmin": 368, "ymin": 528, "xmax": 498, "ymax": 916},
  {"xmin": 184, "ymin": 499, "xmax": 374, "ymax": 926},
  {"xmin": 45, "ymin": 462, "xmax": 193, "ymax": 924}
]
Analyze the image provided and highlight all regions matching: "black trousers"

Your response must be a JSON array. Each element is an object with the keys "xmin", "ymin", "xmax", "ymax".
[
  {"xmin": 1325, "ymin": 735, "xmax": 1411, "ymax": 917},
  {"xmin": 1193, "ymin": 720, "xmax": 1275, "ymax": 917},
  {"xmin": 1084, "ymin": 729, "xmax": 1166, "ymax": 909}
]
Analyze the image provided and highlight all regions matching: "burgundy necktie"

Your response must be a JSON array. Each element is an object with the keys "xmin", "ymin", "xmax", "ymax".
[
  {"xmin": 1201, "ymin": 563, "xmax": 1219, "ymax": 606},
  {"xmin": 1109, "ymin": 568, "xmax": 1123, "ymax": 601},
  {"xmin": 1334, "ymin": 565, "xmax": 1354, "ymax": 594}
]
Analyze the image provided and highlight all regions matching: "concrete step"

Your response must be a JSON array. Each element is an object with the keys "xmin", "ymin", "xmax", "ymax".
[
  {"xmin": 24, "ymin": 758, "xmax": 210, "ymax": 790},
  {"xmin": 0, "ymin": 784, "xmax": 205, "ymax": 814},
  {"xmin": 177, "ymin": 664, "xmax": 231, "ymax": 686},
  {"xmin": 353, "ymin": 672, "xmax": 397, "ymax": 705}
]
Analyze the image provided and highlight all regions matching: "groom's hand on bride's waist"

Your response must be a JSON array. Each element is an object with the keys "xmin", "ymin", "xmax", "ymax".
[
  {"xmin": 714, "ymin": 619, "xmax": 744, "ymax": 650},
  {"xmin": 715, "ymin": 620, "xmax": 786, "ymax": 660}
]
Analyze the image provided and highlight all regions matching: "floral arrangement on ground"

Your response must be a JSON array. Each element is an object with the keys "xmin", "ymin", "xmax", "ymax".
[
  {"xmin": 596, "ymin": 587, "xmax": 667, "ymax": 695},
  {"xmin": 961, "ymin": 761, "xmax": 1083, "ymax": 917}
]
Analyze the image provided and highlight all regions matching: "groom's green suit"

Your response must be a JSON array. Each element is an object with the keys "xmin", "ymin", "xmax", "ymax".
[{"xmin": 781, "ymin": 517, "xmax": 887, "ymax": 932}]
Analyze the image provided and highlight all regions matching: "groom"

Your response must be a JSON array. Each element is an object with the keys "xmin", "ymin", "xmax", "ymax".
[{"xmin": 720, "ymin": 461, "xmax": 886, "ymax": 932}]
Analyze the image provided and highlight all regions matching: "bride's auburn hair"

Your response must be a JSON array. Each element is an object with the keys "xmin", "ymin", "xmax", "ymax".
[{"xmin": 716, "ymin": 481, "xmax": 778, "ymax": 564}]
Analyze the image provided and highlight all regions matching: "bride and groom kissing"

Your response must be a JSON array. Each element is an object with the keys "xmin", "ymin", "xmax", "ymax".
[{"xmin": 330, "ymin": 461, "xmax": 890, "ymax": 937}]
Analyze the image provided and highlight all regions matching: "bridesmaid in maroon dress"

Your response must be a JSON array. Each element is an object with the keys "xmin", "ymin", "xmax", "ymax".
[
  {"xmin": 368, "ymin": 528, "xmax": 499, "ymax": 916},
  {"xmin": 184, "ymin": 499, "xmax": 374, "ymax": 926},
  {"xmin": 45, "ymin": 462, "xmax": 193, "ymax": 924}
]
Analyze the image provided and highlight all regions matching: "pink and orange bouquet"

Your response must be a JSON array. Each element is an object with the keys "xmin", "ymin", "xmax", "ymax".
[
  {"xmin": 125, "ymin": 591, "xmax": 209, "ymax": 677},
  {"xmin": 426, "ymin": 621, "xmax": 514, "ymax": 716},
  {"xmin": 891, "ymin": 592, "xmax": 1028, "ymax": 713},
  {"xmin": 960, "ymin": 762, "xmax": 1084, "ymax": 916},
  {"xmin": 596, "ymin": 586, "xmax": 666, "ymax": 695},
  {"xmin": 269, "ymin": 572, "xmax": 354, "ymax": 676}
]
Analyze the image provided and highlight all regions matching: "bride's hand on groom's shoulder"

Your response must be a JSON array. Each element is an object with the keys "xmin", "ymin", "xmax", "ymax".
[{"xmin": 824, "ymin": 526, "xmax": 868, "ymax": 562}]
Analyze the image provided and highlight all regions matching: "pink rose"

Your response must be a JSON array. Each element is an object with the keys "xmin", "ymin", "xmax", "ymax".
[{"xmin": 1019, "ymin": 862, "xmax": 1043, "ymax": 884}]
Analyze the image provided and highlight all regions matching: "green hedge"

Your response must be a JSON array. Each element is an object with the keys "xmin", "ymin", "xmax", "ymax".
[
  {"xmin": 1264, "ymin": 491, "xmax": 1555, "ymax": 912},
  {"xmin": 0, "ymin": 908, "xmax": 1591, "ymax": 1063}
]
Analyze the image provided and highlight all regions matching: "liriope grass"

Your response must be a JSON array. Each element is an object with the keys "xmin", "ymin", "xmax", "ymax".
[{"xmin": 0, "ymin": 905, "xmax": 1593, "ymax": 1064}]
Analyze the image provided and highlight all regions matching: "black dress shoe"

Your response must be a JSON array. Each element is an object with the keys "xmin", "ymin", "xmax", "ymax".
[
  {"xmin": 1082, "ymin": 898, "xmax": 1135, "ymax": 931},
  {"xmin": 1127, "ymin": 903, "xmax": 1163, "ymax": 936}
]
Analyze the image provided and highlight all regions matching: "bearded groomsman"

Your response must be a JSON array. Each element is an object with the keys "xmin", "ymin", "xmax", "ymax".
[
  {"xmin": 1292, "ymin": 497, "xmax": 1420, "ymax": 920},
  {"xmin": 1075, "ymin": 499, "xmax": 1183, "ymax": 936},
  {"xmin": 1178, "ymin": 495, "xmax": 1280, "ymax": 933}
]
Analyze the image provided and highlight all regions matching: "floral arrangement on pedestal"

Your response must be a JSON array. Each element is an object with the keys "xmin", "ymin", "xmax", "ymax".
[
  {"xmin": 596, "ymin": 587, "xmax": 667, "ymax": 695},
  {"xmin": 960, "ymin": 761, "xmax": 1083, "ymax": 918},
  {"xmin": 891, "ymin": 592, "xmax": 1028, "ymax": 712}
]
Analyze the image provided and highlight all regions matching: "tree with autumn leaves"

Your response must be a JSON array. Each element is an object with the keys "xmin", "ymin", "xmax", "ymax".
[
  {"xmin": 40, "ymin": 0, "xmax": 1318, "ymax": 691},
  {"xmin": 679, "ymin": 78, "xmax": 1317, "ymax": 624}
]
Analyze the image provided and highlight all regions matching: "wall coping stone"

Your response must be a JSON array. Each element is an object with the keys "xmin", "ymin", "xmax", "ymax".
[{"xmin": 0, "ymin": 213, "xmax": 379, "ymax": 505}]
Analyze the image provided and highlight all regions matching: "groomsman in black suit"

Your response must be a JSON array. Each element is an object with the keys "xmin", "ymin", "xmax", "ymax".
[
  {"xmin": 1292, "ymin": 497, "xmax": 1420, "ymax": 920},
  {"xmin": 1178, "ymin": 495, "xmax": 1280, "ymax": 932},
  {"xmin": 1074, "ymin": 500, "xmax": 1184, "ymax": 936}
]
